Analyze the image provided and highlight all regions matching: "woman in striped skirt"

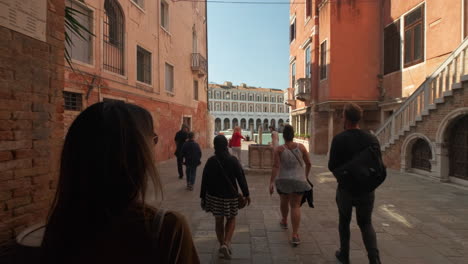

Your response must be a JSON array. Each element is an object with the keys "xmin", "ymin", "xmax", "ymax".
[{"xmin": 200, "ymin": 135, "xmax": 250, "ymax": 259}]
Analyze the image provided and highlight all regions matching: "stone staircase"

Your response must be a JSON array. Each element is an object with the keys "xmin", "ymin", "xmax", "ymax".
[{"xmin": 376, "ymin": 39, "xmax": 468, "ymax": 150}]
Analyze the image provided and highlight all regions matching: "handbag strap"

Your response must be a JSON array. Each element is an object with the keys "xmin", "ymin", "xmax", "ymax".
[
  {"xmin": 214, "ymin": 157, "xmax": 239, "ymax": 195},
  {"xmin": 152, "ymin": 209, "xmax": 167, "ymax": 244},
  {"xmin": 284, "ymin": 144, "xmax": 313, "ymax": 187}
]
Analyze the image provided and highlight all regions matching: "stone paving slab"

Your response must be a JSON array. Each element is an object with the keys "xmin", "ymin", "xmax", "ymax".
[{"xmin": 155, "ymin": 143, "xmax": 468, "ymax": 263}]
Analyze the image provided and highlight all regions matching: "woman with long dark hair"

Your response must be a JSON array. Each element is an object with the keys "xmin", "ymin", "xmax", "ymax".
[
  {"xmin": 41, "ymin": 101, "xmax": 199, "ymax": 264},
  {"xmin": 200, "ymin": 135, "xmax": 250, "ymax": 259}
]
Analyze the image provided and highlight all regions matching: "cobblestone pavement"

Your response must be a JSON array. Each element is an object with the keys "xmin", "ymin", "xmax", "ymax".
[{"xmin": 155, "ymin": 143, "xmax": 468, "ymax": 264}]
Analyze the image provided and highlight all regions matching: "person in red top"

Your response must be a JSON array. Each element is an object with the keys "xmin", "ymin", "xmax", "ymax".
[{"xmin": 229, "ymin": 126, "xmax": 244, "ymax": 161}]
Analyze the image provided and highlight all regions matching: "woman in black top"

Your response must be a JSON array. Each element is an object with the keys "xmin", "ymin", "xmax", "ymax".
[{"xmin": 200, "ymin": 135, "xmax": 250, "ymax": 259}]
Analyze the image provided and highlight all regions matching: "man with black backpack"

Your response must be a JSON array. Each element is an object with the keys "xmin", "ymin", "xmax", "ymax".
[{"xmin": 328, "ymin": 103, "xmax": 385, "ymax": 264}]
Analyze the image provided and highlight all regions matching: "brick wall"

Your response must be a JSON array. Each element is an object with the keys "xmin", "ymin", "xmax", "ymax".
[
  {"xmin": 0, "ymin": 0, "xmax": 65, "ymax": 247},
  {"xmin": 382, "ymin": 86, "xmax": 468, "ymax": 170}
]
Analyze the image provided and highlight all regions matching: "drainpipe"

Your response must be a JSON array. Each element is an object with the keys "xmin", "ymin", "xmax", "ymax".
[
  {"xmin": 378, "ymin": 0, "xmax": 385, "ymax": 101},
  {"xmin": 205, "ymin": 0, "xmax": 211, "ymax": 147}
]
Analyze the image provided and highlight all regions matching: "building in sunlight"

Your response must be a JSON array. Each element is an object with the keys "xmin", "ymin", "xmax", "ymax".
[
  {"xmin": 63, "ymin": 0, "xmax": 209, "ymax": 161},
  {"xmin": 208, "ymin": 82, "xmax": 289, "ymax": 133},
  {"xmin": 288, "ymin": 0, "xmax": 468, "ymax": 185}
]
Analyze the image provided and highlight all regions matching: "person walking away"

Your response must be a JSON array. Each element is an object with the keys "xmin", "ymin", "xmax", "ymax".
[
  {"xmin": 41, "ymin": 101, "xmax": 199, "ymax": 264},
  {"xmin": 269, "ymin": 125, "xmax": 279, "ymax": 148},
  {"xmin": 181, "ymin": 132, "xmax": 202, "ymax": 191},
  {"xmin": 328, "ymin": 103, "xmax": 383, "ymax": 264},
  {"xmin": 200, "ymin": 135, "xmax": 251, "ymax": 259},
  {"xmin": 174, "ymin": 125, "xmax": 189, "ymax": 179},
  {"xmin": 269, "ymin": 124, "xmax": 311, "ymax": 245},
  {"xmin": 229, "ymin": 126, "xmax": 244, "ymax": 161}
]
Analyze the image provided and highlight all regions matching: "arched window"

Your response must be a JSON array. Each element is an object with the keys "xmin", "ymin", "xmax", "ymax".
[
  {"xmin": 257, "ymin": 95, "xmax": 260, "ymax": 101},
  {"xmin": 271, "ymin": 96, "xmax": 275, "ymax": 103},
  {"xmin": 241, "ymin": 94, "xmax": 246, "ymax": 101},
  {"xmin": 256, "ymin": 105, "xmax": 261, "ymax": 112},
  {"xmin": 271, "ymin": 105, "xmax": 276, "ymax": 112},
  {"xmin": 249, "ymin": 94, "xmax": 253, "ymax": 101},
  {"xmin": 104, "ymin": 0, "xmax": 125, "ymax": 75},
  {"xmin": 215, "ymin": 103, "xmax": 220, "ymax": 111},
  {"xmin": 249, "ymin": 105, "xmax": 253, "ymax": 112},
  {"xmin": 264, "ymin": 106, "xmax": 268, "ymax": 113},
  {"xmin": 226, "ymin": 92, "xmax": 230, "ymax": 100},
  {"xmin": 215, "ymin": 118, "xmax": 221, "ymax": 132},
  {"xmin": 232, "ymin": 103, "xmax": 238, "ymax": 112},
  {"xmin": 224, "ymin": 103, "xmax": 230, "ymax": 112},
  {"xmin": 279, "ymin": 106, "xmax": 283, "ymax": 113},
  {"xmin": 216, "ymin": 92, "xmax": 220, "ymax": 99},
  {"xmin": 264, "ymin": 96, "xmax": 268, "ymax": 102},
  {"xmin": 233, "ymin": 93, "xmax": 238, "ymax": 100}
]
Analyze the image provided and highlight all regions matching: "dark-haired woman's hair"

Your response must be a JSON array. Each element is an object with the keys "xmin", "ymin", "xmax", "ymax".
[
  {"xmin": 41, "ymin": 101, "xmax": 161, "ymax": 262},
  {"xmin": 283, "ymin": 124, "xmax": 295, "ymax": 142},
  {"xmin": 214, "ymin": 135, "xmax": 230, "ymax": 160}
]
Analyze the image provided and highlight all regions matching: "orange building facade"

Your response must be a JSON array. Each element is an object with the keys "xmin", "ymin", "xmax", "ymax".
[
  {"xmin": 289, "ymin": 0, "xmax": 467, "ymax": 155},
  {"xmin": 64, "ymin": 0, "xmax": 209, "ymax": 161}
]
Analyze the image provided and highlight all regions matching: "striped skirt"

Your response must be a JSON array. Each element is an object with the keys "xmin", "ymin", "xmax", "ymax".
[{"xmin": 204, "ymin": 194, "xmax": 239, "ymax": 218}]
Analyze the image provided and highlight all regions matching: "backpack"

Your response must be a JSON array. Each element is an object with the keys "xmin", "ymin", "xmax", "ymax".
[{"xmin": 332, "ymin": 135, "xmax": 387, "ymax": 195}]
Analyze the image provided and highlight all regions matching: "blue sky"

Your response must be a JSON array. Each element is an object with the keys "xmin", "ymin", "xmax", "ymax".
[{"xmin": 207, "ymin": 2, "xmax": 290, "ymax": 90}]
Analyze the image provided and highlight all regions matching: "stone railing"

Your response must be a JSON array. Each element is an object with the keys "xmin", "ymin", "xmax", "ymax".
[
  {"xmin": 191, "ymin": 53, "xmax": 207, "ymax": 76},
  {"xmin": 294, "ymin": 78, "xmax": 311, "ymax": 101},
  {"xmin": 376, "ymin": 39, "xmax": 468, "ymax": 149}
]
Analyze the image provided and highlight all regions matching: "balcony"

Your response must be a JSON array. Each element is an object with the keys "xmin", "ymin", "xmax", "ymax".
[
  {"xmin": 294, "ymin": 78, "xmax": 311, "ymax": 101},
  {"xmin": 191, "ymin": 53, "xmax": 207, "ymax": 77},
  {"xmin": 284, "ymin": 87, "xmax": 296, "ymax": 107}
]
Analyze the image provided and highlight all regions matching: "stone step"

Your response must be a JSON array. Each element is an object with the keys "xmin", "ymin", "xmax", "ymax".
[
  {"xmin": 443, "ymin": 90, "xmax": 454, "ymax": 97},
  {"xmin": 452, "ymin": 82, "xmax": 463, "ymax": 90},
  {"xmin": 461, "ymin": 74, "xmax": 468, "ymax": 82},
  {"xmin": 434, "ymin": 97, "xmax": 445, "ymax": 104}
]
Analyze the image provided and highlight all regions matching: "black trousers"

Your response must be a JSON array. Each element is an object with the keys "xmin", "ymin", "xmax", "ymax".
[
  {"xmin": 176, "ymin": 155, "xmax": 184, "ymax": 178},
  {"xmin": 336, "ymin": 188, "xmax": 379, "ymax": 259}
]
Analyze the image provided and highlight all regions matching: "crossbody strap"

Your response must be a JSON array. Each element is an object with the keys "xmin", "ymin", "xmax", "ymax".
[
  {"xmin": 214, "ymin": 157, "xmax": 238, "ymax": 195},
  {"xmin": 285, "ymin": 144, "xmax": 313, "ymax": 187},
  {"xmin": 152, "ymin": 209, "xmax": 167, "ymax": 244}
]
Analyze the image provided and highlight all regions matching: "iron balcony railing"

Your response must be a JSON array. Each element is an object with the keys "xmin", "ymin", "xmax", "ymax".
[{"xmin": 191, "ymin": 53, "xmax": 207, "ymax": 76}]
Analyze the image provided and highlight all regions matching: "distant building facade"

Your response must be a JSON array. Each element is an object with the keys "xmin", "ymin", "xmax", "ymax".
[
  {"xmin": 63, "ymin": 0, "xmax": 209, "ymax": 161},
  {"xmin": 208, "ymin": 82, "xmax": 289, "ymax": 132}
]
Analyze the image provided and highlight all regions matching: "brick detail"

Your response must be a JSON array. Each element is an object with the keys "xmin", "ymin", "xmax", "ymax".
[{"xmin": 0, "ymin": 0, "xmax": 64, "ymax": 247}]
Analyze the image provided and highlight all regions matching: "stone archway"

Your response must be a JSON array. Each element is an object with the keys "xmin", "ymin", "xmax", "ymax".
[
  {"xmin": 448, "ymin": 115, "xmax": 468, "ymax": 180},
  {"xmin": 223, "ymin": 118, "xmax": 230, "ymax": 130},
  {"xmin": 256, "ymin": 119, "xmax": 262, "ymax": 131},
  {"xmin": 401, "ymin": 133, "xmax": 435, "ymax": 175},
  {"xmin": 248, "ymin": 118, "xmax": 254, "ymax": 131},
  {"xmin": 435, "ymin": 108, "xmax": 468, "ymax": 183},
  {"xmin": 263, "ymin": 119, "xmax": 269, "ymax": 131},
  {"xmin": 240, "ymin": 118, "xmax": 247, "ymax": 130},
  {"xmin": 215, "ymin": 118, "xmax": 221, "ymax": 132},
  {"xmin": 270, "ymin": 119, "xmax": 276, "ymax": 129},
  {"xmin": 232, "ymin": 118, "xmax": 239, "ymax": 129}
]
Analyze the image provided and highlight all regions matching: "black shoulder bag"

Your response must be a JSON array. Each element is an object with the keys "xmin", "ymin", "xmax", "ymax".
[
  {"xmin": 332, "ymin": 132, "xmax": 387, "ymax": 195},
  {"xmin": 214, "ymin": 158, "xmax": 248, "ymax": 209}
]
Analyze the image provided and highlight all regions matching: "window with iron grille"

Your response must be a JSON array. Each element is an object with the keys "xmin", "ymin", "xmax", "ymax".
[
  {"xmin": 193, "ymin": 80, "xmax": 199, "ymax": 100},
  {"xmin": 104, "ymin": 0, "xmax": 124, "ymax": 75},
  {"xmin": 290, "ymin": 20, "xmax": 296, "ymax": 43},
  {"xmin": 449, "ymin": 115, "xmax": 468, "ymax": 180},
  {"xmin": 320, "ymin": 41, "xmax": 327, "ymax": 80},
  {"xmin": 165, "ymin": 63, "xmax": 174, "ymax": 92},
  {"xmin": 161, "ymin": 0, "xmax": 169, "ymax": 30},
  {"xmin": 137, "ymin": 46, "xmax": 152, "ymax": 84},
  {"xmin": 384, "ymin": 20, "xmax": 401, "ymax": 74},
  {"xmin": 64, "ymin": 91, "xmax": 83, "ymax": 111},
  {"xmin": 65, "ymin": 0, "xmax": 93, "ymax": 64},
  {"xmin": 404, "ymin": 4, "xmax": 424, "ymax": 67}
]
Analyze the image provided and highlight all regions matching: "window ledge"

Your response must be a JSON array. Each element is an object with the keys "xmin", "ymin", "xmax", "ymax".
[
  {"xmin": 103, "ymin": 69, "xmax": 128, "ymax": 80},
  {"xmin": 68, "ymin": 59, "xmax": 95, "ymax": 69},
  {"xmin": 161, "ymin": 26, "xmax": 171, "ymax": 36},
  {"xmin": 136, "ymin": 81, "xmax": 153, "ymax": 92},
  {"xmin": 166, "ymin": 91, "xmax": 175, "ymax": 97},
  {"xmin": 130, "ymin": 1, "xmax": 146, "ymax": 13}
]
